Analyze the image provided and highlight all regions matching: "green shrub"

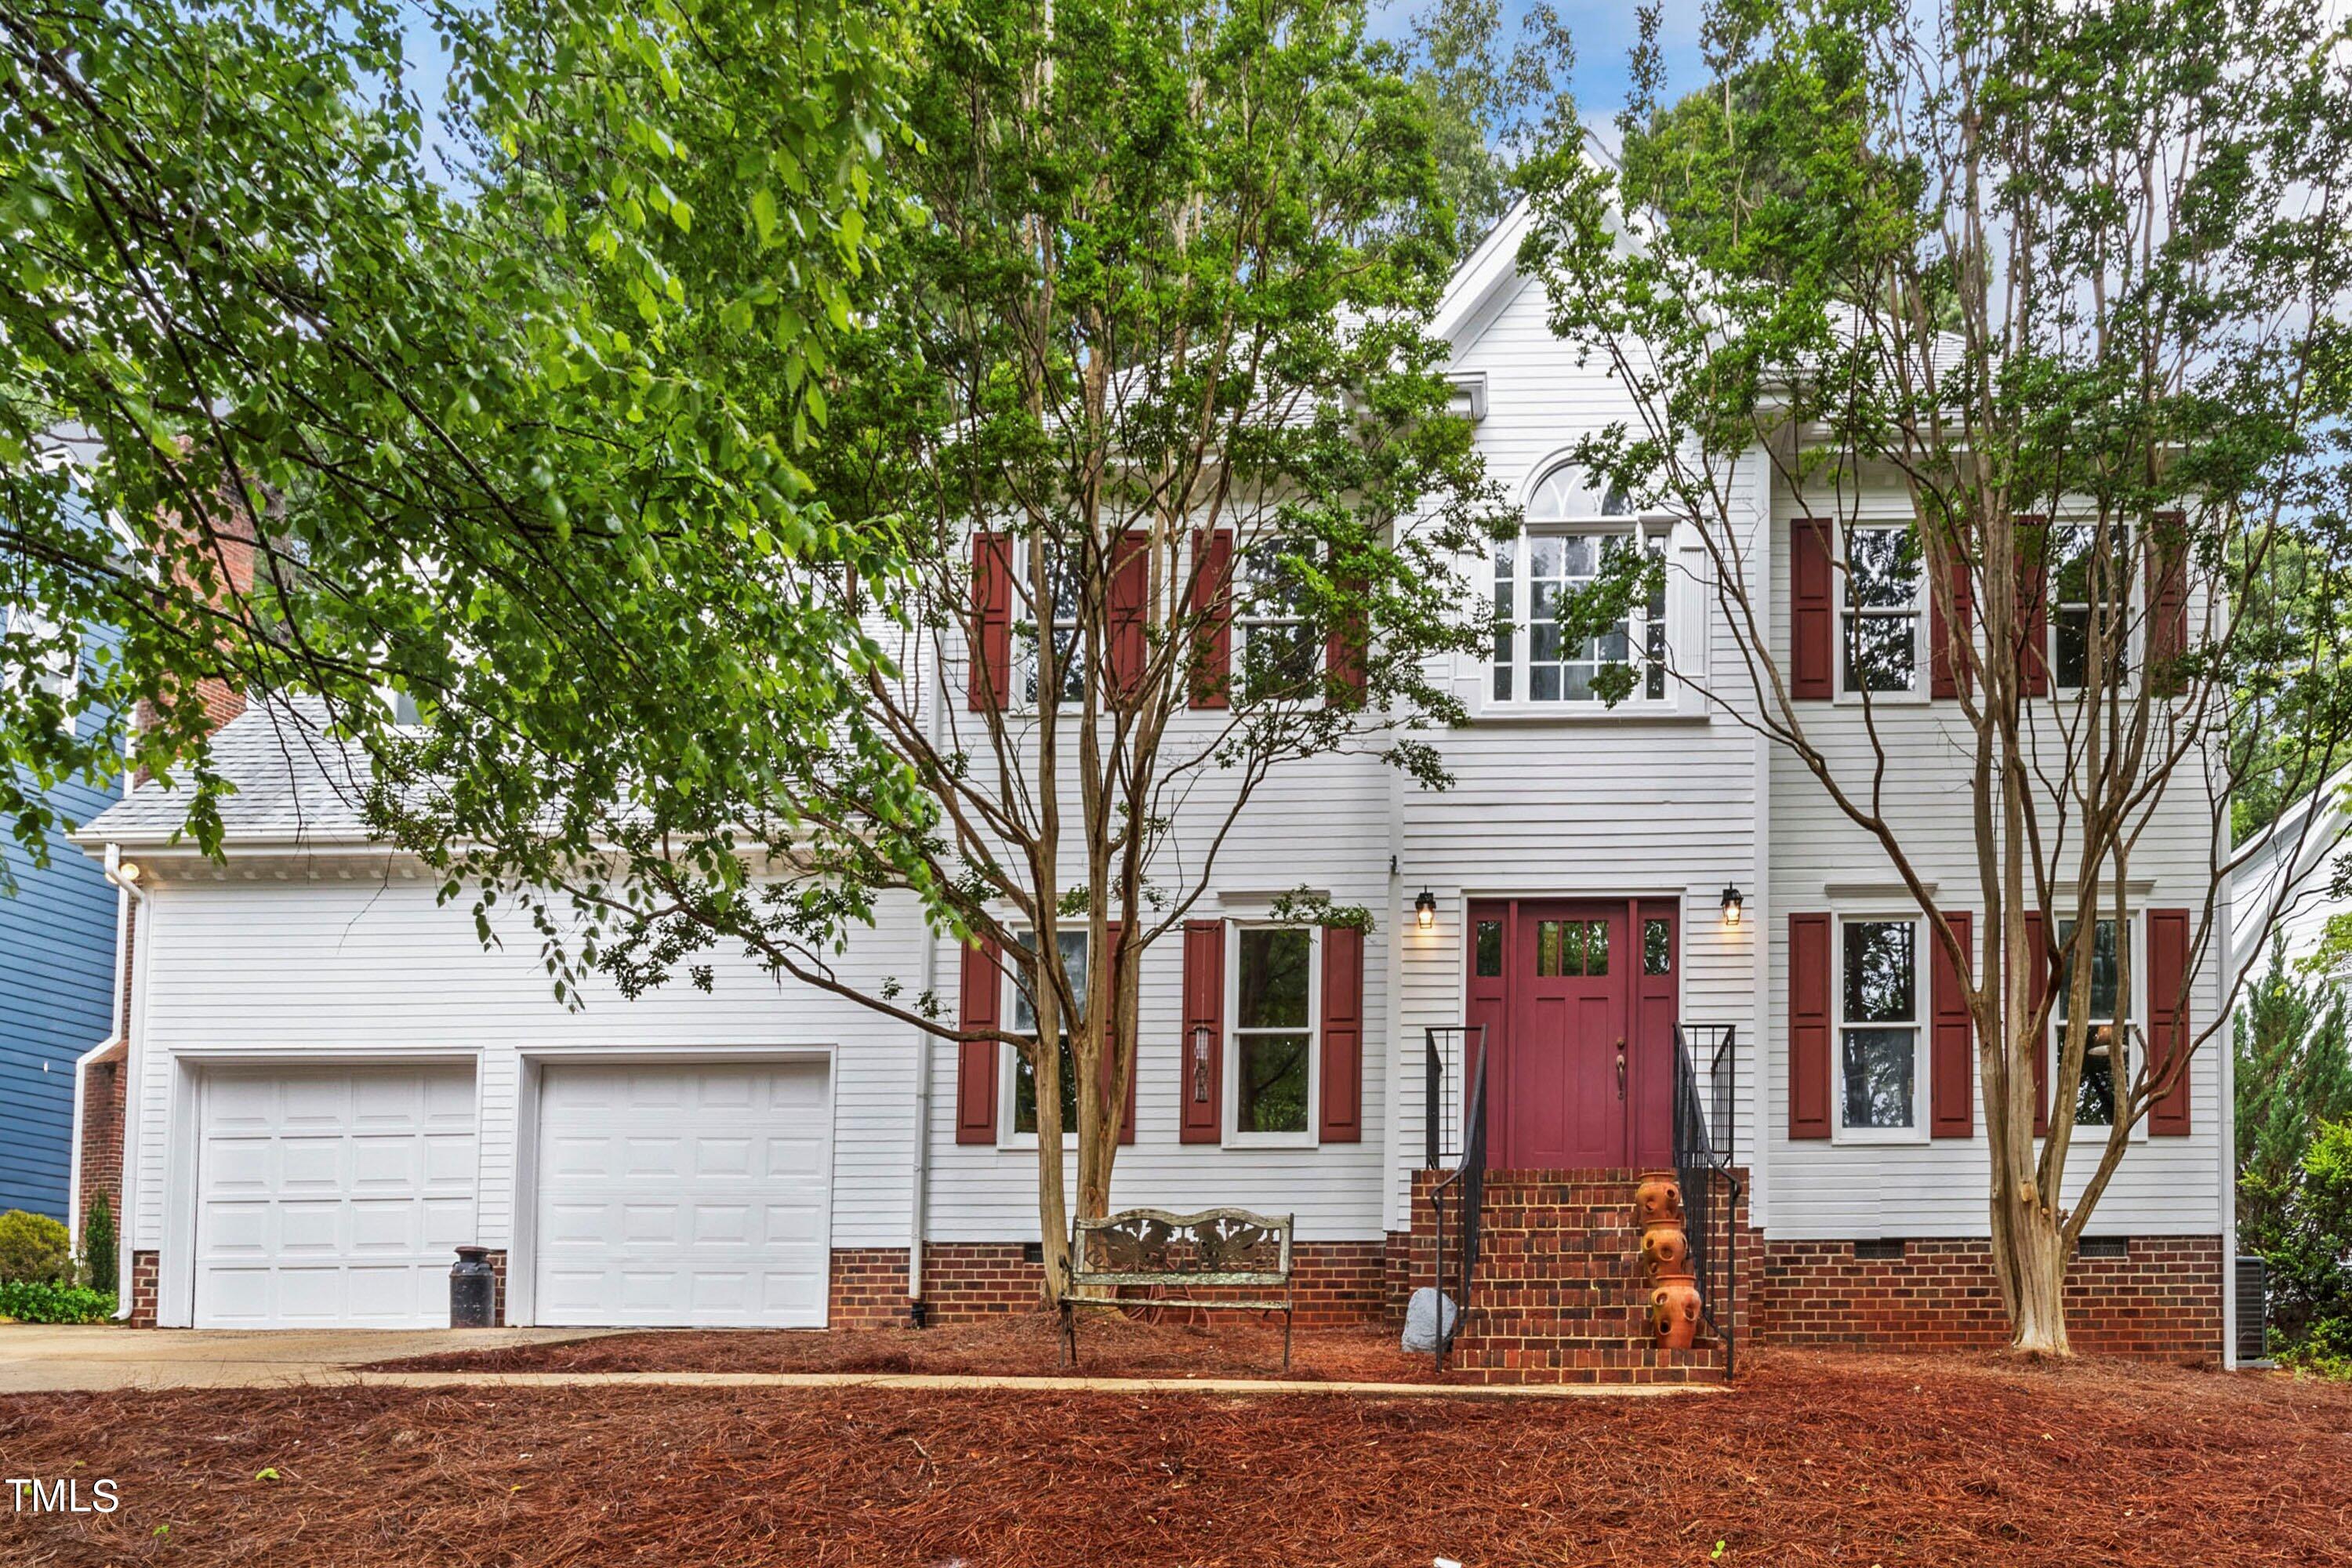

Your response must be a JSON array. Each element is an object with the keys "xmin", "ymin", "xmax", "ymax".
[
  {"xmin": 82, "ymin": 1196, "xmax": 116, "ymax": 1294},
  {"xmin": 0, "ymin": 1210, "xmax": 71, "ymax": 1284},
  {"xmin": 0, "ymin": 1279, "xmax": 115, "ymax": 1324}
]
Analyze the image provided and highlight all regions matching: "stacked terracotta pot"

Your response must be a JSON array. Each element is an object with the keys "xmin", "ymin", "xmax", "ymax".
[{"xmin": 1634, "ymin": 1171, "xmax": 1703, "ymax": 1350}]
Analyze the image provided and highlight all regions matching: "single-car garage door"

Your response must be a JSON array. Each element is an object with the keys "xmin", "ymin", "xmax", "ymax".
[
  {"xmin": 194, "ymin": 1064, "xmax": 478, "ymax": 1329},
  {"xmin": 532, "ymin": 1061, "xmax": 832, "ymax": 1327}
]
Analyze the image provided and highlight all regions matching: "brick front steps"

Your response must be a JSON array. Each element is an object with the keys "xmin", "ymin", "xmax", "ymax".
[{"xmin": 1410, "ymin": 1170, "xmax": 1727, "ymax": 1386}]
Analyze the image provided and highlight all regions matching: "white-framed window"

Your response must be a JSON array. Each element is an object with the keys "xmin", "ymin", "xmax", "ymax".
[
  {"xmin": 2, "ymin": 604, "xmax": 81, "ymax": 734},
  {"xmin": 1835, "ymin": 915, "xmax": 1926, "ymax": 1141},
  {"xmin": 1225, "ymin": 923, "xmax": 1319, "ymax": 1145},
  {"xmin": 1018, "ymin": 548, "xmax": 1088, "ymax": 709},
  {"xmin": 1839, "ymin": 525, "xmax": 1924, "ymax": 696},
  {"xmin": 1001, "ymin": 928, "xmax": 1091, "ymax": 1145},
  {"xmin": 1234, "ymin": 541, "xmax": 1324, "ymax": 703},
  {"xmin": 1490, "ymin": 466, "xmax": 1668, "ymax": 706},
  {"xmin": 2052, "ymin": 916, "xmax": 2129, "ymax": 1129},
  {"xmin": 2048, "ymin": 521, "xmax": 2133, "ymax": 691}
]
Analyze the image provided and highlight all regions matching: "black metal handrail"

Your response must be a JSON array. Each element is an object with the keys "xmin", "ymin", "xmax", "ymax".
[
  {"xmin": 1423, "ymin": 1025, "xmax": 1482, "ymax": 1169},
  {"xmin": 1428, "ymin": 1041, "xmax": 1489, "ymax": 1372},
  {"xmin": 1672, "ymin": 1023, "xmax": 1740, "ymax": 1378}
]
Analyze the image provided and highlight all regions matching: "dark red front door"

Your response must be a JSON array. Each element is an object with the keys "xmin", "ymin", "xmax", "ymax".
[{"xmin": 1465, "ymin": 898, "xmax": 1678, "ymax": 1170}]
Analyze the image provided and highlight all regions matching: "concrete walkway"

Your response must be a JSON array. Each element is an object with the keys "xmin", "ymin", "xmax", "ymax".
[
  {"xmin": 0, "ymin": 1325, "xmax": 1715, "ymax": 1399},
  {"xmin": 0, "ymin": 1324, "xmax": 614, "ymax": 1394}
]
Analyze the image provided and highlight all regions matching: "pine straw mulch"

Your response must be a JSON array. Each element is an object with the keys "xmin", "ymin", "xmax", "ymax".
[
  {"xmin": 5, "ymin": 1348, "xmax": 2352, "ymax": 1566},
  {"xmin": 372, "ymin": 1311, "xmax": 1446, "ymax": 1382}
]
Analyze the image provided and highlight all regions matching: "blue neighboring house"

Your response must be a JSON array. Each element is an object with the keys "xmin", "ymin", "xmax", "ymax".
[{"xmin": 1, "ymin": 606, "xmax": 124, "ymax": 1223}]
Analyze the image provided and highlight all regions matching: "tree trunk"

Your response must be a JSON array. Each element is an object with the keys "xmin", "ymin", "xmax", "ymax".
[
  {"xmin": 1033, "ymin": 1038, "xmax": 1073, "ymax": 1306},
  {"xmin": 2002, "ymin": 1203, "xmax": 2072, "ymax": 1356}
]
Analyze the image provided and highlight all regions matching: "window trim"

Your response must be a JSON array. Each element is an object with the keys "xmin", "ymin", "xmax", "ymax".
[
  {"xmin": 1832, "ymin": 523, "xmax": 1929, "ymax": 703},
  {"xmin": 2045, "ymin": 518, "xmax": 2139, "ymax": 695},
  {"xmin": 1221, "ymin": 920, "xmax": 1322, "ymax": 1149},
  {"xmin": 1484, "ymin": 521, "xmax": 1675, "ymax": 714},
  {"xmin": 2046, "ymin": 913, "xmax": 2147, "ymax": 1141},
  {"xmin": 1832, "ymin": 912, "xmax": 1930, "ymax": 1145},
  {"xmin": 997, "ymin": 928, "xmax": 1092, "ymax": 1152}
]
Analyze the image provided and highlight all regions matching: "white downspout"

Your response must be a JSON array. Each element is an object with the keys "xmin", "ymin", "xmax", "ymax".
[
  {"xmin": 906, "ymin": 630, "xmax": 946, "ymax": 1322},
  {"xmin": 65, "ymin": 877, "xmax": 133, "ymax": 1254},
  {"xmin": 97, "ymin": 844, "xmax": 147, "ymax": 1320},
  {"xmin": 2218, "ymin": 794, "xmax": 2239, "ymax": 1368}
]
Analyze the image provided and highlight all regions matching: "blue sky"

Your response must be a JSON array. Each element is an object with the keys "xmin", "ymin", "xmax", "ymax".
[{"xmin": 397, "ymin": 0, "xmax": 1711, "ymax": 177}]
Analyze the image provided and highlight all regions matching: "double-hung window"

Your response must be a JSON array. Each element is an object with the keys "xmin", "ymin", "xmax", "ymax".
[
  {"xmin": 1020, "ymin": 549, "xmax": 1087, "ymax": 708},
  {"xmin": 1005, "ymin": 929, "xmax": 1090, "ymax": 1141},
  {"xmin": 1490, "ymin": 466, "xmax": 1667, "ymax": 706},
  {"xmin": 2049, "ymin": 522, "xmax": 2132, "ymax": 691},
  {"xmin": 1228, "ymin": 925, "xmax": 1317, "ymax": 1141},
  {"xmin": 2053, "ymin": 917, "xmax": 2124, "ymax": 1127},
  {"xmin": 3, "ymin": 605, "xmax": 80, "ymax": 733},
  {"xmin": 1840, "ymin": 527, "xmax": 1923, "ymax": 695},
  {"xmin": 1838, "ymin": 916, "xmax": 1924, "ymax": 1138},
  {"xmin": 1235, "ymin": 543, "xmax": 1323, "ymax": 702}
]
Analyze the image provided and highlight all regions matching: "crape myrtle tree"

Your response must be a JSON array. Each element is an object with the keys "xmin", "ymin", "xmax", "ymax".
[
  {"xmin": 1518, "ymin": 0, "xmax": 2352, "ymax": 1352},
  {"xmin": 360, "ymin": 0, "xmax": 1511, "ymax": 1294},
  {"xmin": 0, "ymin": 0, "xmax": 909, "ymax": 867}
]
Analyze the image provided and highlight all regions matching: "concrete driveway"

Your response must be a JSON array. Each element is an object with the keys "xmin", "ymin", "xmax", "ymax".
[{"xmin": 0, "ymin": 1323, "xmax": 613, "ymax": 1394}]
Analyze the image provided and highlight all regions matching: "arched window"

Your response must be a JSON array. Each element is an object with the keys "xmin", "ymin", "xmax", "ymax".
[{"xmin": 1491, "ymin": 465, "xmax": 1666, "ymax": 705}]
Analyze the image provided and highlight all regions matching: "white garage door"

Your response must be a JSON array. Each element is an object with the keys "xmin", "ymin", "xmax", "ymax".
[
  {"xmin": 194, "ymin": 1065, "xmax": 478, "ymax": 1329},
  {"xmin": 532, "ymin": 1061, "xmax": 832, "ymax": 1327}
]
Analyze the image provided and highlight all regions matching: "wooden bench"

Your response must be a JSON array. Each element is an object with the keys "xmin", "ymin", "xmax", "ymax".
[{"xmin": 1060, "ymin": 1207, "xmax": 1297, "ymax": 1372}]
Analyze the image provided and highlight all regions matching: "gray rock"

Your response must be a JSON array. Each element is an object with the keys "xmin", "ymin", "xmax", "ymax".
[{"xmin": 1399, "ymin": 1287, "xmax": 1459, "ymax": 1353}]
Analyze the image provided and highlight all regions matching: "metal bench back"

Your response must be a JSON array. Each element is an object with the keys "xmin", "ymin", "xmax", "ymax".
[{"xmin": 1069, "ymin": 1207, "xmax": 1294, "ymax": 1288}]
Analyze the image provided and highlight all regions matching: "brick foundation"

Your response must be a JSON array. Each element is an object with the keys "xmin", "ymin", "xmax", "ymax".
[
  {"xmin": 1748, "ymin": 1234, "xmax": 2225, "ymax": 1361},
  {"xmin": 127, "ymin": 1250, "xmax": 158, "ymax": 1327},
  {"xmin": 827, "ymin": 1241, "xmax": 1390, "ymax": 1328}
]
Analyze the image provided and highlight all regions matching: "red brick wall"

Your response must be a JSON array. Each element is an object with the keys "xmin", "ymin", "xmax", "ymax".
[
  {"xmin": 1748, "ymin": 1235, "xmax": 2224, "ymax": 1361},
  {"xmin": 830, "ymin": 1242, "xmax": 1389, "ymax": 1328},
  {"xmin": 76, "ymin": 1058, "xmax": 125, "ymax": 1238},
  {"xmin": 127, "ymin": 1250, "xmax": 158, "ymax": 1328}
]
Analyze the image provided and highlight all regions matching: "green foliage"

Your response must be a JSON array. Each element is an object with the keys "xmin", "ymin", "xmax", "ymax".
[
  {"xmin": 81, "ymin": 1194, "xmax": 116, "ymax": 1294},
  {"xmin": 1377, "ymin": 0, "xmax": 1577, "ymax": 245},
  {"xmin": 2236, "ymin": 944, "xmax": 2352, "ymax": 1343},
  {"xmin": 0, "ymin": 1210, "xmax": 71, "ymax": 1284},
  {"xmin": 0, "ymin": 1279, "xmax": 114, "ymax": 1324}
]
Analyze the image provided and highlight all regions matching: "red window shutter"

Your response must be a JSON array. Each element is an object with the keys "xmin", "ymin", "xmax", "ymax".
[
  {"xmin": 1791, "ymin": 520, "xmax": 1835, "ymax": 699},
  {"xmin": 2147, "ymin": 511, "xmax": 2189, "ymax": 696},
  {"xmin": 1789, "ymin": 912, "xmax": 1832, "ymax": 1138},
  {"xmin": 1099, "ymin": 922, "xmax": 1136, "ymax": 1144},
  {"xmin": 1108, "ymin": 530, "xmax": 1150, "ymax": 695},
  {"xmin": 2024, "ymin": 910, "xmax": 2050, "ymax": 1137},
  {"xmin": 1930, "ymin": 525, "xmax": 1974, "ymax": 699},
  {"xmin": 1189, "ymin": 530, "xmax": 1233, "ymax": 710},
  {"xmin": 968, "ymin": 532, "xmax": 1013, "ymax": 712},
  {"xmin": 1930, "ymin": 910, "xmax": 1975, "ymax": 1137},
  {"xmin": 1326, "ymin": 572, "xmax": 1367, "ymax": 708},
  {"xmin": 2016, "ymin": 517, "xmax": 2049, "ymax": 699},
  {"xmin": 956, "ymin": 938, "xmax": 1002, "ymax": 1144},
  {"xmin": 2148, "ymin": 908, "xmax": 2192, "ymax": 1135},
  {"xmin": 1319, "ymin": 925, "xmax": 1365, "ymax": 1142},
  {"xmin": 1180, "ymin": 920, "xmax": 1225, "ymax": 1142}
]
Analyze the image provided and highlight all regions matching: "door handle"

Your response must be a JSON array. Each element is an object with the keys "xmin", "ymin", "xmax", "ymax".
[{"xmin": 1616, "ymin": 1041, "xmax": 1627, "ymax": 1101}]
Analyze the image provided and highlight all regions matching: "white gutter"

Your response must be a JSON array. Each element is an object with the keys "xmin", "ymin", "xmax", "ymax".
[{"xmin": 95, "ymin": 844, "xmax": 147, "ymax": 1320}]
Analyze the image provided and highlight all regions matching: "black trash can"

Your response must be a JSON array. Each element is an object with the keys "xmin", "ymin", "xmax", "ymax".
[{"xmin": 450, "ymin": 1245, "xmax": 497, "ymax": 1328}]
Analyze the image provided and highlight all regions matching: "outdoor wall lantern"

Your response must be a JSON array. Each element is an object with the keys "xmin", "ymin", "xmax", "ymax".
[
  {"xmin": 1720, "ymin": 884, "xmax": 1744, "ymax": 927},
  {"xmin": 1414, "ymin": 888, "xmax": 1438, "ymax": 931}
]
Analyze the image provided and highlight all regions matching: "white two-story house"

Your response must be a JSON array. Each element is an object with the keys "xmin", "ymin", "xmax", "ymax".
[{"xmin": 69, "ymin": 204, "xmax": 2238, "ymax": 1373}]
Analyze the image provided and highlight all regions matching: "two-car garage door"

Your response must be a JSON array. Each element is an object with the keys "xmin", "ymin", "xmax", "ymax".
[
  {"xmin": 532, "ymin": 1062, "xmax": 832, "ymax": 1327},
  {"xmin": 192, "ymin": 1059, "xmax": 832, "ymax": 1330}
]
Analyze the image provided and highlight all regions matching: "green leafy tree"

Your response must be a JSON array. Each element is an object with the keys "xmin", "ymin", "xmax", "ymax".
[
  {"xmin": 1379, "ymin": 0, "xmax": 1577, "ymax": 245},
  {"xmin": 1, "ymin": 0, "xmax": 908, "ymax": 869},
  {"xmin": 1519, "ymin": 0, "xmax": 2352, "ymax": 1353},
  {"xmin": 360, "ymin": 0, "xmax": 1512, "ymax": 1292},
  {"xmin": 2237, "ymin": 941, "xmax": 2352, "ymax": 1340}
]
